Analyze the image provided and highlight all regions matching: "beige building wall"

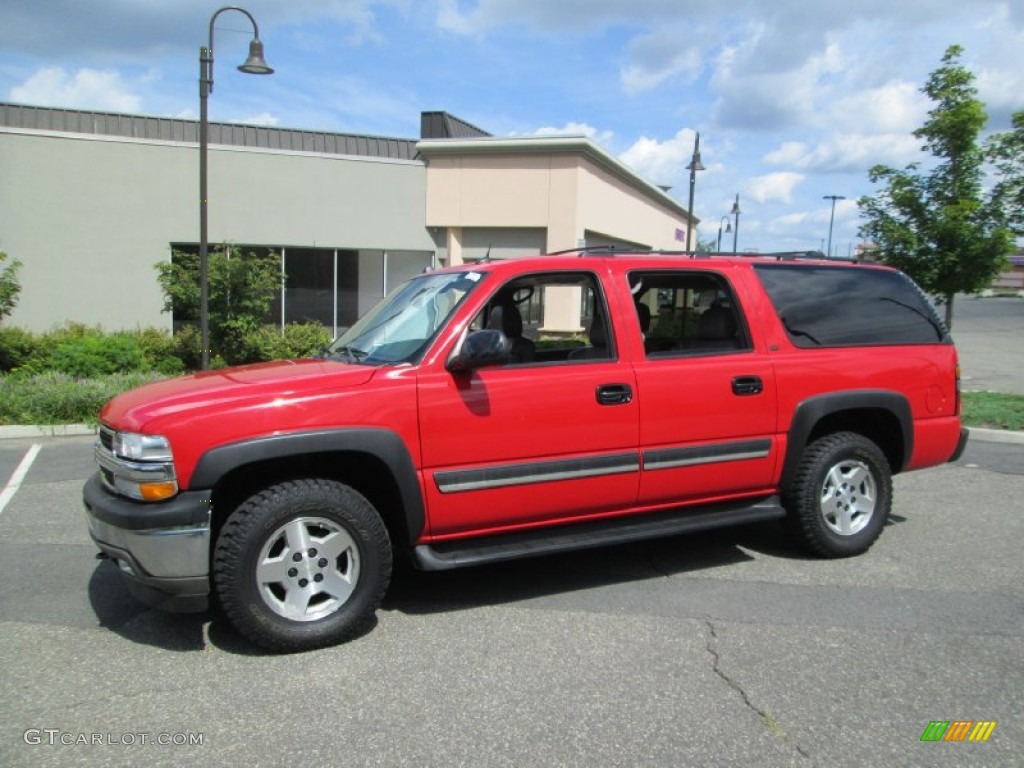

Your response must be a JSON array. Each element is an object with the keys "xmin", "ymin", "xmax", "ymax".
[
  {"xmin": 419, "ymin": 136, "xmax": 694, "ymax": 332},
  {"xmin": 0, "ymin": 128, "xmax": 433, "ymax": 331},
  {"xmin": 420, "ymin": 136, "xmax": 693, "ymax": 262}
]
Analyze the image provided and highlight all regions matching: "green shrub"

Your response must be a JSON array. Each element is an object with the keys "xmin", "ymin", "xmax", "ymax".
[
  {"xmin": 172, "ymin": 325, "xmax": 203, "ymax": 371},
  {"xmin": 0, "ymin": 371, "xmax": 164, "ymax": 425},
  {"xmin": 133, "ymin": 327, "xmax": 178, "ymax": 369},
  {"xmin": 221, "ymin": 322, "xmax": 331, "ymax": 364},
  {"xmin": 276, "ymin": 323, "xmax": 332, "ymax": 359},
  {"xmin": 49, "ymin": 332, "xmax": 147, "ymax": 377},
  {"xmin": 0, "ymin": 326, "xmax": 37, "ymax": 372}
]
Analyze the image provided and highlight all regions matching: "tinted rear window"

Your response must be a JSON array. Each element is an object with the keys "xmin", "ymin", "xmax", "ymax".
[{"xmin": 753, "ymin": 264, "xmax": 948, "ymax": 347}]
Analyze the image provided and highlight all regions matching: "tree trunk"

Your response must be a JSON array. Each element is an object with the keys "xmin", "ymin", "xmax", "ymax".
[{"xmin": 943, "ymin": 292, "xmax": 955, "ymax": 330}]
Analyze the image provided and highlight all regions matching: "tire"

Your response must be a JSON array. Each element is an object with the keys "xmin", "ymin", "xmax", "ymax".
[
  {"xmin": 213, "ymin": 478, "xmax": 392, "ymax": 652},
  {"xmin": 783, "ymin": 432, "xmax": 892, "ymax": 558}
]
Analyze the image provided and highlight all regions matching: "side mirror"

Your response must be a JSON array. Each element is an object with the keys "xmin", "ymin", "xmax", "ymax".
[{"xmin": 446, "ymin": 329, "xmax": 512, "ymax": 372}]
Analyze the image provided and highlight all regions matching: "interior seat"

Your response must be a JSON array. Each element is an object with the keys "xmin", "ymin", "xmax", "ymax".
[
  {"xmin": 487, "ymin": 303, "xmax": 536, "ymax": 363},
  {"xmin": 567, "ymin": 312, "xmax": 610, "ymax": 360}
]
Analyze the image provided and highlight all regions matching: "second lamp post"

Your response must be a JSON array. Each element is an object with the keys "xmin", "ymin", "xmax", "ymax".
[{"xmin": 685, "ymin": 133, "xmax": 705, "ymax": 251}]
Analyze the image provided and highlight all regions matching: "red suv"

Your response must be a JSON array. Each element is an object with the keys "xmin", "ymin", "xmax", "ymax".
[{"xmin": 84, "ymin": 252, "xmax": 968, "ymax": 651}]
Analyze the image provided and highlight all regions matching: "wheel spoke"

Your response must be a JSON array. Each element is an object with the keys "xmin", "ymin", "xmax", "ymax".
[
  {"xmin": 837, "ymin": 505, "xmax": 854, "ymax": 535},
  {"xmin": 318, "ymin": 569, "xmax": 356, "ymax": 604},
  {"xmin": 283, "ymin": 519, "xmax": 312, "ymax": 555},
  {"xmin": 283, "ymin": 582, "xmax": 314, "ymax": 617},
  {"xmin": 845, "ymin": 464, "xmax": 870, "ymax": 489},
  {"xmin": 824, "ymin": 466, "xmax": 844, "ymax": 493},
  {"xmin": 257, "ymin": 556, "xmax": 290, "ymax": 584},
  {"xmin": 316, "ymin": 528, "xmax": 356, "ymax": 562}
]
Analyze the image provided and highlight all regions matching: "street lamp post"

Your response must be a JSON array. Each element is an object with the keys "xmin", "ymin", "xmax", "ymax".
[
  {"xmin": 716, "ymin": 215, "xmax": 732, "ymax": 252},
  {"xmin": 685, "ymin": 132, "xmax": 705, "ymax": 251},
  {"xmin": 199, "ymin": 6, "xmax": 273, "ymax": 370},
  {"xmin": 823, "ymin": 195, "xmax": 845, "ymax": 260},
  {"xmin": 730, "ymin": 193, "xmax": 741, "ymax": 253}
]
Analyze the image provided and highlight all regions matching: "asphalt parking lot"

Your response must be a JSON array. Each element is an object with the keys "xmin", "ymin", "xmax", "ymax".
[
  {"xmin": 1, "ymin": 295, "xmax": 1022, "ymax": 767},
  {"xmin": 0, "ymin": 433, "xmax": 1021, "ymax": 767}
]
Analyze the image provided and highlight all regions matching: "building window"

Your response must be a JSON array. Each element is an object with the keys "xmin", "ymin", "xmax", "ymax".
[{"xmin": 169, "ymin": 243, "xmax": 433, "ymax": 337}]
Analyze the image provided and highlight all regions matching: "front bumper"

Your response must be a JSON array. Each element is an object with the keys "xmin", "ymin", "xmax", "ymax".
[{"xmin": 83, "ymin": 473, "xmax": 211, "ymax": 612}]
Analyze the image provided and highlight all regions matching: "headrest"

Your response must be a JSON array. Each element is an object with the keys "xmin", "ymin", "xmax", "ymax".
[
  {"xmin": 488, "ymin": 303, "xmax": 523, "ymax": 337},
  {"xmin": 697, "ymin": 306, "xmax": 737, "ymax": 340}
]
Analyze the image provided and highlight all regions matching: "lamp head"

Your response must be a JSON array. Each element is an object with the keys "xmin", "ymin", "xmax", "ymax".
[{"xmin": 238, "ymin": 39, "xmax": 274, "ymax": 75}]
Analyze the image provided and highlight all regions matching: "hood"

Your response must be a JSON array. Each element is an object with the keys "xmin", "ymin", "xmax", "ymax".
[{"xmin": 101, "ymin": 359, "xmax": 377, "ymax": 432}]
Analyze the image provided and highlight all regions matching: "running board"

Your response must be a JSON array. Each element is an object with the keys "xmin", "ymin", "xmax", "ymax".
[{"xmin": 413, "ymin": 496, "xmax": 785, "ymax": 571}]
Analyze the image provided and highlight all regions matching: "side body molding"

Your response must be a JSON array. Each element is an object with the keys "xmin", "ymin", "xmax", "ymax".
[
  {"xmin": 780, "ymin": 390, "xmax": 913, "ymax": 488},
  {"xmin": 189, "ymin": 428, "xmax": 425, "ymax": 541}
]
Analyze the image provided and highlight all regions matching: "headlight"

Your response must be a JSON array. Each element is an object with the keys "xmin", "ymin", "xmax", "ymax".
[
  {"xmin": 97, "ymin": 428, "xmax": 179, "ymax": 502},
  {"xmin": 113, "ymin": 432, "xmax": 173, "ymax": 462}
]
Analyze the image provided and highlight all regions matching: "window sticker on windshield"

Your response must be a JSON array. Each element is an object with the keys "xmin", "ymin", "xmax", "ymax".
[{"xmin": 465, "ymin": 272, "xmax": 481, "ymax": 282}]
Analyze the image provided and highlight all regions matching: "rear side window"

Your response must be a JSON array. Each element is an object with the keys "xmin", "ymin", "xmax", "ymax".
[
  {"xmin": 628, "ymin": 270, "xmax": 750, "ymax": 357},
  {"xmin": 753, "ymin": 264, "xmax": 948, "ymax": 348}
]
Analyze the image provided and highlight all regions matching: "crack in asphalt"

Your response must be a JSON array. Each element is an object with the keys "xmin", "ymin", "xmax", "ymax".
[{"xmin": 704, "ymin": 619, "xmax": 813, "ymax": 762}]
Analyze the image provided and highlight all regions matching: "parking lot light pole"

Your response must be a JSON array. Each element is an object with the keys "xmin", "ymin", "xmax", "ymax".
[
  {"xmin": 730, "ymin": 194, "xmax": 741, "ymax": 253},
  {"xmin": 823, "ymin": 195, "xmax": 845, "ymax": 259},
  {"xmin": 199, "ymin": 6, "xmax": 273, "ymax": 370},
  {"xmin": 716, "ymin": 215, "xmax": 732, "ymax": 252},
  {"xmin": 685, "ymin": 133, "xmax": 705, "ymax": 251}
]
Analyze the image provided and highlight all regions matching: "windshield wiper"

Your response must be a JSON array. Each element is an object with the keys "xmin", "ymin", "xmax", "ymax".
[
  {"xmin": 780, "ymin": 315, "xmax": 821, "ymax": 346},
  {"xmin": 878, "ymin": 297, "xmax": 946, "ymax": 339},
  {"xmin": 329, "ymin": 346, "xmax": 368, "ymax": 363}
]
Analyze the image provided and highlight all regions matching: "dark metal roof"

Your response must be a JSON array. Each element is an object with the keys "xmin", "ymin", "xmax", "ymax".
[
  {"xmin": 0, "ymin": 102, "xmax": 423, "ymax": 161},
  {"xmin": 420, "ymin": 111, "xmax": 491, "ymax": 139}
]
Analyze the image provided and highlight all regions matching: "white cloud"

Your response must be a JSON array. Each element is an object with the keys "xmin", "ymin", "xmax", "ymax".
[
  {"xmin": 618, "ymin": 128, "xmax": 701, "ymax": 188},
  {"xmin": 763, "ymin": 133, "xmax": 922, "ymax": 173},
  {"xmin": 436, "ymin": 0, "xmax": 478, "ymax": 35},
  {"xmin": 533, "ymin": 122, "xmax": 614, "ymax": 146},
  {"xmin": 746, "ymin": 172, "xmax": 805, "ymax": 204},
  {"xmin": 237, "ymin": 112, "xmax": 280, "ymax": 126},
  {"xmin": 619, "ymin": 26, "xmax": 705, "ymax": 95},
  {"xmin": 829, "ymin": 81, "xmax": 927, "ymax": 134},
  {"xmin": 9, "ymin": 67, "xmax": 141, "ymax": 112}
]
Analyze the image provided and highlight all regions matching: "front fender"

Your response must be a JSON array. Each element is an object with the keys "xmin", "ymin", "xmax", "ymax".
[{"xmin": 189, "ymin": 428, "xmax": 425, "ymax": 541}]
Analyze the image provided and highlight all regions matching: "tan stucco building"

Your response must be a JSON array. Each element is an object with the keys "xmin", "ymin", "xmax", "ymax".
[{"xmin": 0, "ymin": 103, "xmax": 695, "ymax": 333}]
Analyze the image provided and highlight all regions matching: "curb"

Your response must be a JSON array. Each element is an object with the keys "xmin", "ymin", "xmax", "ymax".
[
  {"xmin": 0, "ymin": 424, "xmax": 97, "ymax": 440},
  {"xmin": 966, "ymin": 427, "xmax": 1024, "ymax": 445}
]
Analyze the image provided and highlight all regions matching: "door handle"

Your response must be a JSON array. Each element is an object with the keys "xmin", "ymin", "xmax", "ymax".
[
  {"xmin": 596, "ymin": 383, "xmax": 633, "ymax": 405},
  {"xmin": 732, "ymin": 376, "xmax": 763, "ymax": 396}
]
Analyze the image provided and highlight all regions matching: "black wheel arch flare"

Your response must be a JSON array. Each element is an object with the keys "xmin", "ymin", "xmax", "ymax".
[
  {"xmin": 189, "ymin": 428, "xmax": 425, "ymax": 542},
  {"xmin": 781, "ymin": 390, "xmax": 913, "ymax": 488}
]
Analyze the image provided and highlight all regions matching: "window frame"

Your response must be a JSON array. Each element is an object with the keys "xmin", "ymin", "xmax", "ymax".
[
  {"xmin": 628, "ymin": 269, "xmax": 752, "ymax": 359},
  {"xmin": 469, "ymin": 270, "xmax": 618, "ymax": 367}
]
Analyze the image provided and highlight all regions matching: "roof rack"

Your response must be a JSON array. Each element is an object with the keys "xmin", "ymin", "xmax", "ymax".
[
  {"xmin": 541, "ymin": 247, "xmax": 854, "ymax": 262},
  {"xmin": 544, "ymin": 245, "xmax": 647, "ymax": 257}
]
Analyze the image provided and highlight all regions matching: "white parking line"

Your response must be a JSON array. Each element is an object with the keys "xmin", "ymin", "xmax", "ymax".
[{"xmin": 0, "ymin": 444, "xmax": 42, "ymax": 516}]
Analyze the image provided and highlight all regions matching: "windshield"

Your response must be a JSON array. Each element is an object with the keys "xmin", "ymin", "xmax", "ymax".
[{"xmin": 325, "ymin": 270, "xmax": 485, "ymax": 365}]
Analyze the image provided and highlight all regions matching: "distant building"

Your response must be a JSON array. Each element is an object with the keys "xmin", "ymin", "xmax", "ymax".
[{"xmin": 991, "ymin": 249, "xmax": 1024, "ymax": 292}]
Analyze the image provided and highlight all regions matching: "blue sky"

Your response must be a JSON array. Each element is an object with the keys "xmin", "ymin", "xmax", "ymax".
[{"xmin": 2, "ymin": 0, "xmax": 1022, "ymax": 255}]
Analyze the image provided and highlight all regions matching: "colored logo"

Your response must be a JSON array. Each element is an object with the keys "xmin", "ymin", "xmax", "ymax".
[{"xmin": 920, "ymin": 721, "xmax": 997, "ymax": 742}]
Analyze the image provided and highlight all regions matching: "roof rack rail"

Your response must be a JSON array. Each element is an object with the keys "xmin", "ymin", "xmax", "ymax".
[
  {"xmin": 545, "ymin": 245, "xmax": 647, "ymax": 257},
  {"xmin": 539, "ymin": 248, "xmax": 852, "ymax": 262}
]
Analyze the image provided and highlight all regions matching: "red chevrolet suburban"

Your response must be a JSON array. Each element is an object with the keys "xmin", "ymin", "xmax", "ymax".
[{"xmin": 84, "ymin": 251, "xmax": 968, "ymax": 651}]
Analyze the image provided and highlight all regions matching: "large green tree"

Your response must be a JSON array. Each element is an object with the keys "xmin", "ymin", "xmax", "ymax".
[
  {"xmin": 986, "ymin": 110, "xmax": 1024, "ymax": 237},
  {"xmin": 156, "ymin": 246, "xmax": 281, "ymax": 364},
  {"xmin": 858, "ymin": 45, "xmax": 1014, "ymax": 327}
]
